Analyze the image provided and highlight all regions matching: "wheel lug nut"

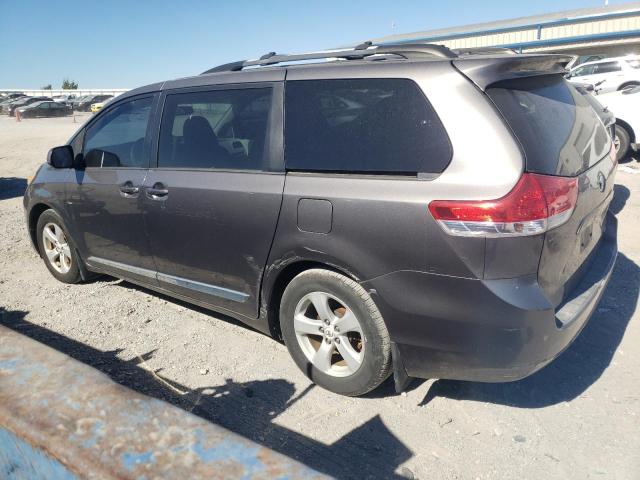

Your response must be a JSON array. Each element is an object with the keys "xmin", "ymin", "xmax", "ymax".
[
  {"xmin": 335, "ymin": 338, "xmax": 341, "ymax": 344},
  {"xmin": 323, "ymin": 319, "xmax": 330, "ymax": 325},
  {"xmin": 319, "ymin": 327, "xmax": 324, "ymax": 333},
  {"xmin": 334, "ymin": 327, "xmax": 340, "ymax": 333},
  {"xmin": 325, "ymin": 337, "xmax": 331, "ymax": 344}
]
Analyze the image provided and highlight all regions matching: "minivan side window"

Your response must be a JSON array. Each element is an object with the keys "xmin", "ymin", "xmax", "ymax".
[
  {"xmin": 284, "ymin": 78, "xmax": 452, "ymax": 174},
  {"xmin": 158, "ymin": 87, "xmax": 273, "ymax": 170},
  {"xmin": 83, "ymin": 96, "xmax": 153, "ymax": 168}
]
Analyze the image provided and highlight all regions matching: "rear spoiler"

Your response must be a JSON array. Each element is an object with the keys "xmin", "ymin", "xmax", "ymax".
[{"xmin": 453, "ymin": 54, "xmax": 573, "ymax": 91}]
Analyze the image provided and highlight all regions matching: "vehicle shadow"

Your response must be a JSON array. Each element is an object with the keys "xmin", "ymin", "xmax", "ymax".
[
  {"xmin": 609, "ymin": 184, "xmax": 630, "ymax": 215},
  {"xmin": 420, "ymin": 185, "xmax": 637, "ymax": 408},
  {"xmin": 0, "ymin": 177, "xmax": 27, "ymax": 200},
  {"xmin": 0, "ymin": 307, "xmax": 412, "ymax": 479},
  {"xmin": 115, "ymin": 279, "xmax": 261, "ymax": 332}
]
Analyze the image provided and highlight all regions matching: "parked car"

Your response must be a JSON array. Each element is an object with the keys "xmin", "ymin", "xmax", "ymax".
[
  {"xmin": 0, "ymin": 95, "xmax": 27, "ymax": 110},
  {"xmin": 3, "ymin": 96, "xmax": 52, "ymax": 116},
  {"xmin": 52, "ymin": 94, "xmax": 77, "ymax": 105},
  {"xmin": 16, "ymin": 101, "xmax": 72, "ymax": 118},
  {"xmin": 567, "ymin": 55, "xmax": 640, "ymax": 94},
  {"xmin": 67, "ymin": 95, "xmax": 92, "ymax": 109},
  {"xmin": 90, "ymin": 99, "xmax": 110, "ymax": 113},
  {"xmin": 565, "ymin": 53, "xmax": 606, "ymax": 71},
  {"xmin": 595, "ymin": 86, "xmax": 640, "ymax": 160},
  {"xmin": 0, "ymin": 96, "xmax": 24, "ymax": 107},
  {"xmin": 24, "ymin": 44, "xmax": 618, "ymax": 396},
  {"xmin": 0, "ymin": 92, "xmax": 25, "ymax": 101},
  {"xmin": 74, "ymin": 94, "xmax": 113, "ymax": 112}
]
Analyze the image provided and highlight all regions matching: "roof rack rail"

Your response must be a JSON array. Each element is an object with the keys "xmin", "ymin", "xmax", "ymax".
[
  {"xmin": 201, "ymin": 42, "xmax": 458, "ymax": 75},
  {"xmin": 453, "ymin": 47, "xmax": 518, "ymax": 56}
]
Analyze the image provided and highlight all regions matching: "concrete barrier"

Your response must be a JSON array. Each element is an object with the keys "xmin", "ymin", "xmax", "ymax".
[{"xmin": 0, "ymin": 326, "xmax": 327, "ymax": 479}]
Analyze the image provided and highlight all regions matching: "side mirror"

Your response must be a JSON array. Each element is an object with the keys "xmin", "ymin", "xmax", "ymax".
[{"xmin": 47, "ymin": 145, "xmax": 74, "ymax": 169}]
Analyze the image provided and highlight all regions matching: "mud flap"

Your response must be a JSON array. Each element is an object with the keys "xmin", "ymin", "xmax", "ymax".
[{"xmin": 392, "ymin": 342, "xmax": 414, "ymax": 393}]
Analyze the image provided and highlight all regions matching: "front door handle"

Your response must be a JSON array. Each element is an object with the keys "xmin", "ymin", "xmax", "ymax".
[
  {"xmin": 146, "ymin": 183, "xmax": 169, "ymax": 200},
  {"xmin": 119, "ymin": 181, "xmax": 139, "ymax": 197}
]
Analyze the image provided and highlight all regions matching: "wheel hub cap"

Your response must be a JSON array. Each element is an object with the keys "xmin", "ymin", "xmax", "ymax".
[
  {"xmin": 42, "ymin": 222, "xmax": 72, "ymax": 274},
  {"xmin": 293, "ymin": 291, "xmax": 365, "ymax": 377}
]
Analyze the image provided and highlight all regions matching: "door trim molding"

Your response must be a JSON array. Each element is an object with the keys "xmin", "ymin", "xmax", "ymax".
[
  {"xmin": 87, "ymin": 256, "xmax": 156, "ymax": 280},
  {"xmin": 87, "ymin": 256, "xmax": 249, "ymax": 303},
  {"xmin": 156, "ymin": 272, "xmax": 249, "ymax": 303}
]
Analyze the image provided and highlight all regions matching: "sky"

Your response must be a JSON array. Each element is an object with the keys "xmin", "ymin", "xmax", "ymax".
[{"xmin": 0, "ymin": 0, "xmax": 634, "ymax": 89}]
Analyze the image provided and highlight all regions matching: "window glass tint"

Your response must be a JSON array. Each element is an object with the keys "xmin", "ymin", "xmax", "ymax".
[
  {"xmin": 83, "ymin": 96, "xmax": 152, "ymax": 168},
  {"xmin": 285, "ymin": 79, "xmax": 451, "ymax": 174},
  {"xmin": 488, "ymin": 75, "xmax": 610, "ymax": 176},
  {"xmin": 158, "ymin": 88, "xmax": 272, "ymax": 170},
  {"xmin": 594, "ymin": 62, "xmax": 621, "ymax": 74}
]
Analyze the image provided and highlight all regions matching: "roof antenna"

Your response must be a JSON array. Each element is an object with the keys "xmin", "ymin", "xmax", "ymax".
[
  {"xmin": 260, "ymin": 52, "xmax": 276, "ymax": 60},
  {"xmin": 354, "ymin": 41, "xmax": 373, "ymax": 50}
]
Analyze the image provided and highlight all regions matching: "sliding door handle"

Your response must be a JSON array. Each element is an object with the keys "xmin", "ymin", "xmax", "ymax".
[
  {"xmin": 119, "ymin": 181, "xmax": 139, "ymax": 197},
  {"xmin": 146, "ymin": 183, "xmax": 169, "ymax": 199}
]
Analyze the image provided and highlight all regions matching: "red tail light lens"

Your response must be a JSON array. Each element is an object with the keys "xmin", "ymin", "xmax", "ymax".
[{"xmin": 429, "ymin": 173, "xmax": 578, "ymax": 237}]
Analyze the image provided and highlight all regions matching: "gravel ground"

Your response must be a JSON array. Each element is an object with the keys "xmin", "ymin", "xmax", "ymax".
[{"xmin": 1, "ymin": 115, "xmax": 639, "ymax": 479}]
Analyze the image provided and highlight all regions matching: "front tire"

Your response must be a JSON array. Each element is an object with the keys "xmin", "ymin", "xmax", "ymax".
[
  {"xmin": 618, "ymin": 82, "xmax": 640, "ymax": 92},
  {"xmin": 280, "ymin": 269, "xmax": 392, "ymax": 396},
  {"xmin": 614, "ymin": 124, "xmax": 631, "ymax": 162},
  {"xmin": 36, "ymin": 209, "xmax": 82, "ymax": 284}
]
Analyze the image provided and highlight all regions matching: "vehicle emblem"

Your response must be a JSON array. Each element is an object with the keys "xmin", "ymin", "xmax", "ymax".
[{"xmin": 597, "ymin": 172, "xmax": 606, "ymax": 193}]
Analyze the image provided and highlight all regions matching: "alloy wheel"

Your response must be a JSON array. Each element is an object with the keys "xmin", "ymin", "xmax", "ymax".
[
  {"xmin": 42, "ymin": 222, "xmax": 72, "ymax": 274},
  {"xmin": 293, "ymin": 291, "xmax": 364, "ymax": 377}
]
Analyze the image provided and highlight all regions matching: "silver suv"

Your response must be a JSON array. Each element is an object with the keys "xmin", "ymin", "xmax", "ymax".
[{"xmin": 24, "ymin": 43, "xmax": 618, "ymax": 396}]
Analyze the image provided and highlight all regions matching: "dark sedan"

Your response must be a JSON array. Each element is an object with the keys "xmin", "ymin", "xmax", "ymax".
[
  {"xmin": 16, "ymin": 101, "xmax": 72, "ymax": 118},
  {"xmin": 3, "ymin": 96, "xmax": 52, "ymax": 116}
]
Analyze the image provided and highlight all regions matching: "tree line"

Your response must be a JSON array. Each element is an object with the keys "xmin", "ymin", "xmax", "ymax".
[{"xmin": 40, "ymin": 79, "xmax": 79, "ymax": 90}]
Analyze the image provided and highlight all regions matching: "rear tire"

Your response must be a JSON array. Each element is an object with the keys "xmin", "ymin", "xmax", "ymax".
[
  {"xmin": 36, "ymin": 209, "xmax": 83, "ymax": 284},
  {"xmin": 280, "ymin": 269, "xmax": 392, "ymax": 396},
  {"xmin": 614, "ymin": 124, "xmax": 631, "ymax": 162}
]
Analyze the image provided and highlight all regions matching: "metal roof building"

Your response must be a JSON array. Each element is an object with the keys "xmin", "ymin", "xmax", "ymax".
[{"xmin": 372, "ymin": 2, "xmax": 640, "ymax": 57}]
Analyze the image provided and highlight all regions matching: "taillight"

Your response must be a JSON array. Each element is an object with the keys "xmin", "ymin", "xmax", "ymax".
[{"xmin": 428, "ymin": 173, "xmax": 578, "ymax": 237}]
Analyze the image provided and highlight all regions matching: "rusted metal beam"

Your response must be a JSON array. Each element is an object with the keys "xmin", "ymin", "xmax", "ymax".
[{"xmin": 0, "ymin": 326, "xmax": 327, "ymax": 479}]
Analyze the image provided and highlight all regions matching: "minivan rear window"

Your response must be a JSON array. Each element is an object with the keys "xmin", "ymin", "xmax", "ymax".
[
  {"xmin": 488, "ymin": 75, "xmax": 610, "ymax": 176},
  {"xmin": 285, "ymin": 78, "xmax": 452, "ymax": 174}
]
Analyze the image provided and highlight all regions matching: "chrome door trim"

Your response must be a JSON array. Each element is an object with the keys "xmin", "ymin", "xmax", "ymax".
[
  {"xmin": 87, "ymin": 256, "xmax": 156, "ymax": 280},
  {"xmin": 87, "ymin": 256, "xmax": 249, "ymax": 303},
  {"xmin": 156, "ymin": 272, "xmax": 249, "ymax": 303}
]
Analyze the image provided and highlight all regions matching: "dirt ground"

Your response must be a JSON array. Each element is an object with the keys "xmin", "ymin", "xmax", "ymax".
[{"xmin": 1, "ymin": 115, "xmax": 639, "ymax": 480}]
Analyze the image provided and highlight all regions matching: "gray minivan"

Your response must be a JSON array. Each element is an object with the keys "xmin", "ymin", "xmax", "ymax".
[{"xmin": 24, "ymin": 44, "xmax": 618, "ymax": 396}]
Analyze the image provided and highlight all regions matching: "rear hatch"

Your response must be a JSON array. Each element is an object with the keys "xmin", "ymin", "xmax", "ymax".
[{"xmin": 485, "ymin": 73, "xmax": 616, "ymax": 305}]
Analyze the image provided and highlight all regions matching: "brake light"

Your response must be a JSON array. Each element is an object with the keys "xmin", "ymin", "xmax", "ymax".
[{"xmin": 428, "ymin": 173, "xmax": 578, "ymax": 237}]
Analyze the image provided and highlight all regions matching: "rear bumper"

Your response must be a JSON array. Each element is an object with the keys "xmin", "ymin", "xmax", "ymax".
[{"xmin": 363, "ymin": 213, "xmax": 618, "ymax": 383}]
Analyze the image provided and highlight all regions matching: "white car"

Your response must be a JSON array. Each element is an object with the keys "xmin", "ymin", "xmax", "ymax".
[
  {"xmin": 567, "ymin": 56, "xmax": 640, "ymax": 94},
  {"xmin": 596, "ymin": 86, "xmax": 640, "ymax": 160}
]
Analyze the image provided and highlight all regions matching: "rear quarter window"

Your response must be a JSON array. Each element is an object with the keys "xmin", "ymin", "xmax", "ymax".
[
  {"xmin": 488, "ymin": 75, "xmax": 611, "ymax": 176},
  {"xmin": 284, "ymin": 78, "xmax": 452, "ymax": 174}
]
